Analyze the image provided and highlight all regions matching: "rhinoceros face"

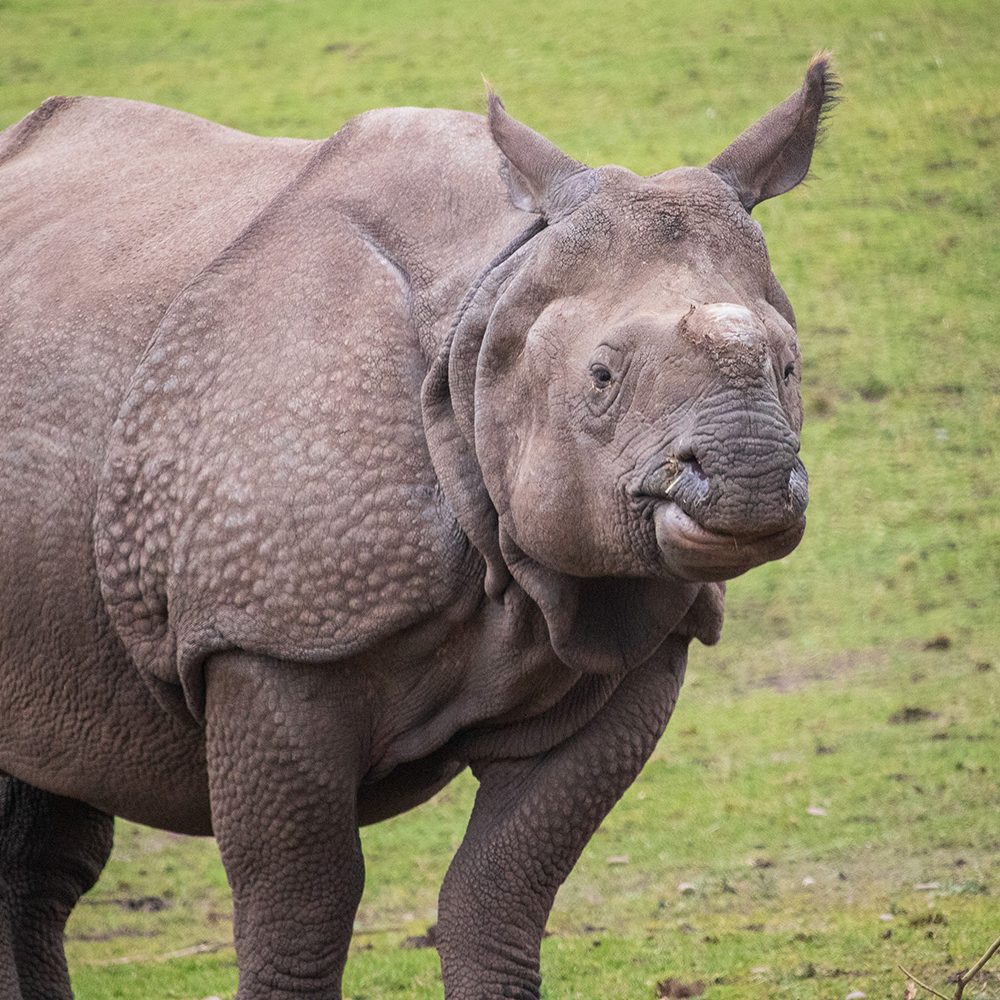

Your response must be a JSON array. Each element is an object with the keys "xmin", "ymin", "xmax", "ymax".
[
  {"xmin": 469, "ymin": 60, "xmax": 837, "ymax": 587},
  {"xmin": 476, "ymin": 165, "xmax": 808, "ymax": 585}
]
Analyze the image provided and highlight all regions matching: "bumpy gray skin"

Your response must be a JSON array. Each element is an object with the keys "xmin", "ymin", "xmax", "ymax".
[{"xmin": 0, "ymin": 56, "xmax": 836, "ymax": 999}]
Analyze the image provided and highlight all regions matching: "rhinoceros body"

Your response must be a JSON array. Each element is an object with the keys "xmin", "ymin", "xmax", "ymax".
[{"xmin": 0, "ymin": 59, "xmax": 835, "ymax": 999}]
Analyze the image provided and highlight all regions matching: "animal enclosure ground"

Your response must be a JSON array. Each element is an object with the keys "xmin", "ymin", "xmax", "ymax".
[
  {"xmin": 65, "ymin": 645, "xmax": 997, "ymax": 999},
  {"xmin": 2, "ymin": 0, "xmax": 997, "ymax": 997}
]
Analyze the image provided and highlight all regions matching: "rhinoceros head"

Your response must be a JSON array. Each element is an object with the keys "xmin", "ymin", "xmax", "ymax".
[{"xmin": 423, "ymin": 56, "xmax": 837, "ymax": 671}]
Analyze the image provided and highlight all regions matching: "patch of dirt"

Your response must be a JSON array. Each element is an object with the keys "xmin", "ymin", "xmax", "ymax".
[
  {"xmin": 116, "ymin": 895, "xmax": 171, "ymax": 912},
  {"xmin": 923, "ymin": 634, "xmax": 952, "ymax": 650},
  {"xmin": 66, "ymin": 928, "xmax": 160, "ymax": 942},
  {"xmin": 656, "ymin": 977, "xmax": 706, "ymax": 998},
  {"xmin": 889, "ymin": 707, "xmax": 940, "ymax": 724},
  {"xmin": 82, "ymin": 895, "xmax": 171, "ymax": 912},
  {"xmin": 400, "ymin": 924, "xmax": 437, "ymax": 949},
  {"xmin": 858, "ymin": 376, "xmax": 890, "ymax": 401},
  {"xmin": 746, "ymin": 647, "xmax": 889, "ymax": 693}
]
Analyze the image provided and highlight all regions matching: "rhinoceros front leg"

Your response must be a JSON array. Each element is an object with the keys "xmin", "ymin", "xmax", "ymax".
[
  {"xmin": 436, "ymin": 635, "xmax": 689, "ymax": 999},
  {"xmin": 204, "ymin": 653, "xmax": 369, "ymax": 1000}
]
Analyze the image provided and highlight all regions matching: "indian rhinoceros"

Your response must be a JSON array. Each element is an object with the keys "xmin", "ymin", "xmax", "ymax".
[{"xmin": 0, "ymin": 54, "xmax": 836, "ymax": 999}]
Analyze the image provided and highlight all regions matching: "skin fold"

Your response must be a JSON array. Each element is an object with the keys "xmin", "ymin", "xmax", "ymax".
[{"xmin": 0, "ymin": 56, "xmax": 836, "ymax": 999}]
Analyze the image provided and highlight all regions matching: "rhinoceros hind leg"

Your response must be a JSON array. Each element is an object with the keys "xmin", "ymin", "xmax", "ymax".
[{"xmin": 0, "ymin": 775, "xmax": 113, "ymax": 1000}]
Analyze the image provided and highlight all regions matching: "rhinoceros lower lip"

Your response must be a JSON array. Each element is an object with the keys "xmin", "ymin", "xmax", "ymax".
[{"xmin": 653, "ymin": 501, "xmax": 805, "ymax": 582}]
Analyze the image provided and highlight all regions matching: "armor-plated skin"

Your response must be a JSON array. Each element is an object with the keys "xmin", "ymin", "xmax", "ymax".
[{"xmin": 0, "ymin": 58, "xmax": 836, "ymax": 999}]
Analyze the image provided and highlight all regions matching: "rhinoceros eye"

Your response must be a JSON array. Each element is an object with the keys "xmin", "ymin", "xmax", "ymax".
[{"xmin": 590, "ymin": 363, "xmax": 614, "ymax": 390}]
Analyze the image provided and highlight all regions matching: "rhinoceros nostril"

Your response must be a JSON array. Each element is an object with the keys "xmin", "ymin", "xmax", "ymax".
[
  {"xmin": 660, "ymin": 455, "xmax": 711, "ymax": 514},
  {"xmin": 786, "ymin": 458, "xmax": 809, "ymax": 515},
  {"xmin": 639, "ymin": 449, "xmax": 712, "ymax": 507},
  {"xmin": 679, "ymin": 454, "xmax": 707, "ymax": 482},
  {"xmin": 640, "ymin": 457, "xmax": 681, "ymax": 498}
]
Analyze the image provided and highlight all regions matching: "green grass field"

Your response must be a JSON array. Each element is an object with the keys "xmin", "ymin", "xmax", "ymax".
[{"xmin": 2, "ymin": 0, "xmax": 998, "ymax": 997}]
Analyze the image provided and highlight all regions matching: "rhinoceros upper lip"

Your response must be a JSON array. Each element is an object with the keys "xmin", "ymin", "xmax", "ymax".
[{"xmin": 651, "ymin": 500, "xmax": 805, "ymax": 582}]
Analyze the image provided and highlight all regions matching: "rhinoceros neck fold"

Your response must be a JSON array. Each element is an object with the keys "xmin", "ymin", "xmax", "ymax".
[
  {"xmin": 421, "ymin": 221, "xmax": 546, "ymax": 600},
  {"xmin": 496, "ymin": 527, "xmax": 722, "ymax": 673}
]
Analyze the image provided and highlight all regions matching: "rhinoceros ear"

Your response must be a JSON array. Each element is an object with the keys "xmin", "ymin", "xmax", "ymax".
[
  {"xmin": 708, "ymin": 52, "xmax": 840, "ymax": 212},
  {"xmin": 487, "ymin": 88, "xmax": 597, "ymax": 220}
]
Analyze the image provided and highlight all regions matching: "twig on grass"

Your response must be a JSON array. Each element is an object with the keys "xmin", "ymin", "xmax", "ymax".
[
  {"xmin": 86, "ymin": 940, "xmax": 231, "ymax": 967},
  {"xmin": 897, "ymin": 966, "xmax": 949, "ymax": 1000},
  {"xmin": 898, "ymin": 932, "xmax": 1000, "ymax": 1000},
  {"xmin": 955, "ymin": 934, "xmax": 1000, "ymax": 997}
]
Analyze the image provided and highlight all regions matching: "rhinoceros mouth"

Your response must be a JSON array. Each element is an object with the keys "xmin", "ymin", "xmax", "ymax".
[{"xmin": 652, "ymin": 501, "xmax": 805, "ymax": 582}]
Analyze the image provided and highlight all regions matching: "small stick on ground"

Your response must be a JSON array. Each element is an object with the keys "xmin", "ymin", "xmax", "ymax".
[
  {"xmin": 897, "ymin": 966, "xmax": 949, "ymax": 1000},
  {"xmin": 953, "ymin": 934, "xmax": 1000, "ymax": 999},
  {"xmin": 87, "ymin": 940, "xmax": 231, "ymax": 967},
  {"xmin": 899, "ymin": 932, "xmax": 1000, "ymax": 1000}
]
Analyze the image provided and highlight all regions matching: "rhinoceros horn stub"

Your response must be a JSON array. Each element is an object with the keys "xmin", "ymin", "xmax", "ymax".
[
  {"xmin": 486, "ymin": 87, "xmax": 598, "ymax": 221},
  {"xmin": 707, "ymin": 52, "xmax": 840, "ymax": 212}
]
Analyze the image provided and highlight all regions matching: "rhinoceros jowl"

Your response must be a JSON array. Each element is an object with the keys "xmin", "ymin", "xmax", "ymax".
[{"xmin": 0, "ymin": 56, "xmax": 836, "ymax": 999}]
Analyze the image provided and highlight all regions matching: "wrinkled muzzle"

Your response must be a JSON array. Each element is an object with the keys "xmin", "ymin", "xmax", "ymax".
[
  {"xmin": 667, "ymin": 390, "xmax": 808, "ymax": 536},
  {"xmin": 643, "ymin": 388, "xmax": 808, "ymax": 582}
]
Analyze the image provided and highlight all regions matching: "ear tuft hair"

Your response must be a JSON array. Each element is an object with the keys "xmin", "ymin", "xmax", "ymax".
[
  {"xmin": 708, "ymin": 53, "xmax": 841, "ymax": 211},
  {"xmin": 806, "ymin": 51, "xmax": 843, "ymax": 145}
]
